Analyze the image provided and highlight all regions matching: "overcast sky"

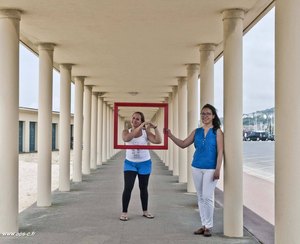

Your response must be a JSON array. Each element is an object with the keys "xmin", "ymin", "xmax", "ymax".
[
  {"xmin": 19, "ymin": 8, "xmax": 274, "ymax": 117},
  {"xmin": 19, "ymin": 47, "xmax": 75, "ymax": 113}
]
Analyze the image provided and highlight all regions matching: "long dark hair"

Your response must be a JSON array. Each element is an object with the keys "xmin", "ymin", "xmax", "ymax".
[{"xmin": 201, "ymin": 104, "xmax": 221, "ymax": 133}]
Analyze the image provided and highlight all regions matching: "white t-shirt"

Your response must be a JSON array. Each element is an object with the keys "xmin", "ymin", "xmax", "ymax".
[{"xmin": 125, "ymin": 129, "xmax": 151, "ymax": 162}]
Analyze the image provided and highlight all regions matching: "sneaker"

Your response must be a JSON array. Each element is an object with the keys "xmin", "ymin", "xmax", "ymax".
[
  {"xmin": 193, "ymin": 227, "xmax": 205, "ymax": 235},
  {"xmin": 203, "ymin": 228, "xmax": 212, "ymax": 237}
]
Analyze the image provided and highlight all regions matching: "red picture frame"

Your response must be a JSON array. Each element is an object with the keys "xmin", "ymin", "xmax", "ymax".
[{"xmin": 113, "ymin": 102, "xmax": 168, "ymax": 150}]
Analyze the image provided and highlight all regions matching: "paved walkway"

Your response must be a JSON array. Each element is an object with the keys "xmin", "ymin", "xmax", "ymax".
[{"xmin": 1, "ymin": 151, "xmax": 259, "ymax": 244}]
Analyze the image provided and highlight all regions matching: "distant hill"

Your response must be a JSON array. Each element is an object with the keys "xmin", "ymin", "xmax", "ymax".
[
  {"xmin": 243, "ymin": 107, "xmax": 274, "ymax": 133},
  {"xmin": 220, "ymin": 107, "xmax": 275, "ymax": 134},
  {"xmin": 245, "ymin": 107, "xmax": 274, "ymax": 115}
]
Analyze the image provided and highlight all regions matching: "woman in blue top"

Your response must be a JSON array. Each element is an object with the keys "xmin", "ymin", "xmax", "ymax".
[{"xmin": 166, "ymin": 104, "xmax": 223, "ymax": 237}]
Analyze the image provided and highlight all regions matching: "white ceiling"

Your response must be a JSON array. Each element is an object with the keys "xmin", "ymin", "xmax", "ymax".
[{"xmin": 0, "ymin": 0, "xmax": 274, "ymax": 120}]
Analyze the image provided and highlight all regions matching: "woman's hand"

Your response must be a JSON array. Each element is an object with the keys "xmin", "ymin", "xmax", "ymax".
[
  {"xmin": 213, "ymin": 169, "xmax": 220, "ymax": 180},
  {"xmin": 164, "ymin": 128, "xmax": 172, "ymax": 137},
  {"xmin": 146, "ymin": 122, "xmax": 157, "ymax": 129}
]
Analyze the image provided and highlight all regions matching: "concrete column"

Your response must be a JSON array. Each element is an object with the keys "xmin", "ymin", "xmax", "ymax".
[
  {"xmin": 73, "ymin": 76, "xmax": 84, "ymax": 182},
  {"xmin": 110, "ymin": 107, "xmax": 114, "ymax": 157},
  {"xmin": 177, "ymin": 77, "xmax": 188, "ymax": 183},
  {"xmin": 108, "ymin": 107, "xmax": 112, "ymax": 158},
  {"xmin": 90, "ymin": 92, "xmax": 98, "ymax": 170},
  {"xmin": 110, "ymin": 108, "xmax": 114, "ymax": 157},
  {"xmin": 159, "ymin": 100, "xmax": 164, "ymax": 163},
  {"xmin": 222, "ymin": 9, "xmax": 244, "ymax": 237},
  {"xmin": 97, "ymin": 96, "xmax": 103, "ymax": 165},
  {"xmin": 275, "ymin": 1, "xmax": 300, "ymax": 243},
  {"xmin": 164, "ymin": 97, "xmax": 169, "ymax": 167},
  {"xmin": 59, "ymin": 64, "xmax": 72, "ymax": 191},
  {"xmin": 168, "ymin": 95, "xmax": 173, "ymax": 169},
  {"xmin": 199, "ymin": 43, "xmax": 216, "ymax": 107},
  {"xmin": 102, "ymin": 102, "xmax": 107, "ymax": 162},
  {"xmin": 37, "ymin": 43, "xmax": 55, "ymax": 207},
  {"xmin": 186, "ymin": 63, "xmax": 199, "ymax": 193},
  {"xmin": 172, "ymin": 86, "xmax": 179, "ymax": 176},
  {"xmin": 82, "ymin": 85, "xmax": 92, "ymax": 174},
  {"xmin": 0, "ymin": 9, "xmax": 21, "ymax": 233},
  {"xmin": 106, "ymin": 105, "xmax": 110, "ymax": 159}
]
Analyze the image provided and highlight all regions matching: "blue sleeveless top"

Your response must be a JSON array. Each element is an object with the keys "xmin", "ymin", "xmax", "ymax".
[{"xmin": 192, "ymin": 127, "xmax": 217, "ymax": 169}]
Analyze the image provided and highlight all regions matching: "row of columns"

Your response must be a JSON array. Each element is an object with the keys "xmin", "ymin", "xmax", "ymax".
[
  {"xmin": 0, "ymin": 9, "xmax": 116, "ymax": 233},
  {"xmin": 37, "ymin": 54, "xmax": 115, "ymax": 205},
  {"xmin": 161, "ymin": 2, "xmax": 300, "ymax": 242},
  {"xmin": 161, "ymin": 8, "xmax": 248, "ymax": 239}
]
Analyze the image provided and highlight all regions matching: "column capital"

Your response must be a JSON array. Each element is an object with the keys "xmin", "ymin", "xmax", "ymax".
[
  {"xmin": 98, "ymin": 92, "xmax": 106, "ymax": 96},
  {"xmin": 73, "ymin": 76, "xmax": 86, "ymax": 81},
  {"xmin": 185, "ymin": 63, "xmax": 200, "ymax": 71},
  {"xmin": 199, "ymin": 43, "xmax": 217, "ymax": 52},
  {"xmin": 222, "ymin": 9, "xmax": 245, "ymax": 20},
  {"xmin": 84, "ymin": 85, "xmax": 93, "ymax": 92},
  {"xmin": 176, "ymin": 76, "xmax": 187, "ymax": 82},
  {"xmin": 0, "ymin": 9, "xmax": 21, "ymax": 20},
  {"xmin": 37, "ymin": 43, "xmax": 55, "ymax": 51},
  {"xmin": 59, "ymin": 63, "xmax": 73, "ymax": 70}
]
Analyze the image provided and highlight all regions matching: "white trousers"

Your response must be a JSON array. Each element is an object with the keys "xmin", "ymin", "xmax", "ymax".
[{"xmin": 192, "ymin": 167, "xmax": 218, "ymax": 229}]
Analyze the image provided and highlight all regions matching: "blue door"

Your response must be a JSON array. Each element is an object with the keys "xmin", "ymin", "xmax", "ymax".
[
  {"xmin": 29, "ymin": 122, "xmax": 36, "ymax": 152},
  {"xmin": 70, "ymin": 124, "xmax": 74, "ymax": 149},
  {"xmin": 19, "ymin": 121, "xmax": 24, "ymax": 152},
  {"xmin": 52, "ymin": 123, "xmax": 56, "ymax": 150}
]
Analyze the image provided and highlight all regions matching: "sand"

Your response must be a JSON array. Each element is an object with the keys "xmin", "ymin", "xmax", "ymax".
[{"xmin": 18, "ymin": 151, "xmax": 73, "ymax": 212}]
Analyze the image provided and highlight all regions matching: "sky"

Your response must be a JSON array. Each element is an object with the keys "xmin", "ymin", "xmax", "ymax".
[
  {"xmin": 19, "ymin": 8, "xmax": 274, "ymax": 117},
  {"xmin": 19, "ymin": 46, "xmax": 75, "ymax": 113}
]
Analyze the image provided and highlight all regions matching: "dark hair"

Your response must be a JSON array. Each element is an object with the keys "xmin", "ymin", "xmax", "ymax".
[
  {"xmin": 132, "ymin": 111, "xmax": 145, "ymax": 123},
  {"xmin": 201, "ymin": 104, "xmax": 221, "ymax": 133}
]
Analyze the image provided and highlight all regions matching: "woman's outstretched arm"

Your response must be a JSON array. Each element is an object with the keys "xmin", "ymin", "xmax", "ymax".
[{"xmin": 166, "ymin": 128, "xmax": 195, "ymax": 148}]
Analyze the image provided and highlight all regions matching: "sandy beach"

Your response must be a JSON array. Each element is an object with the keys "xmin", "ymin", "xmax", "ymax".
[{"xmin": 18, "ymin": 151, "xmax": 73, "ymax": 212}]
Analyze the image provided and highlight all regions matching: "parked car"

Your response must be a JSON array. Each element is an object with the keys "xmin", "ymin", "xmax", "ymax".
[
  {"xmin": 267, "ymin": 134, "xmax": 275, "ymax": 141},
  {"xmin": 245, "ymin": 131, "xmax": 269, "ymax": 141}
]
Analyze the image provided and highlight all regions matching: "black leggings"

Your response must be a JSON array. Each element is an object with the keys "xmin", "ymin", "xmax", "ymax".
[{"xmin": 122, "ymin": 171, "xmax": 150, "ymax": 213}]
